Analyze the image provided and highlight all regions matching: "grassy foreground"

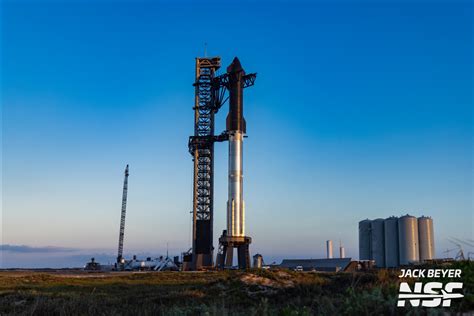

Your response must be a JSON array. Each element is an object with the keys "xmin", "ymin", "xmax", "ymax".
[{"xmin": 0, "ymin": 261, "xmax": 472, "ymax": 315}]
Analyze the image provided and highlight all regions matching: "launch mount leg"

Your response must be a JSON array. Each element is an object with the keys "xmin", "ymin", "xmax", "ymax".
[{"xmin": 217, "ymin": 234, "xmax": 252, "ymax": 269}]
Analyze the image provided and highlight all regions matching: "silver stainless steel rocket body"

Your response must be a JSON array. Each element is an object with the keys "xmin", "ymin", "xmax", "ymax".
[{"xmin": 228, "ymin": 131, "xmax": 245, "ymax": 237}]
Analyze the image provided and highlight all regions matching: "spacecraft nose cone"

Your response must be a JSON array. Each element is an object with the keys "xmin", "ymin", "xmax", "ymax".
[{"xmin": 227, "ymin": 57, "xmax": 244, "ymax": 74}]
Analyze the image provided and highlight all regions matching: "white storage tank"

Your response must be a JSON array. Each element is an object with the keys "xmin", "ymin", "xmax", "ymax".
[
  {"xmin": 418, "ymin": 216, "xmax": 435, "ymax": 261},
  {"xmin": 340, "ymin": 244, "xmax": 345, "ymax": 258},
  {"xmin": 384, "ymin": 216, "xmax": 399, "ymax": 267},
  {"xmin": 253, "ymin": 254, "xmax": 263, "ymax": 268},
  {"xmin": 371, "ymin": 218, "xmax": 385, "ymax": 267},
  {"xmin": 326, "ymin": 240, "xmax": 334, "ymax": 259},
  {"xmin": 398, "ymin": 214, "xmax": 419, "ymax": 265},
  {"xmin": 359, "ymin": 219, "xmax": 372, "ymax": 260}
]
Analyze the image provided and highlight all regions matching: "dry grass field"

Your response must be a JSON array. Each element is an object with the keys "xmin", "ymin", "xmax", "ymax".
[{"xmin": 0, "ymin": 261, "xmax": 472, "ymax": 315}]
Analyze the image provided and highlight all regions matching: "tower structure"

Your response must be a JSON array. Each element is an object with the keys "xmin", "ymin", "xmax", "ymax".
[
  {"xmin": 117, "ymin": 164, "xmax": 129, "ymax": 264},
  {"xmin": 186, "ymin": 57, "xmax": 223, "ymax": 270}
]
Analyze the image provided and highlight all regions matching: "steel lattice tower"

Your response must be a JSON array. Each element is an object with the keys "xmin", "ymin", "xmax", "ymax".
[
  {"xmin": 117, "ymin": 164, "xmax": 129, "ymax": 264},
  {"xmin": 187, "ymin": 57, "xmax": 222, "ymax": 270}
]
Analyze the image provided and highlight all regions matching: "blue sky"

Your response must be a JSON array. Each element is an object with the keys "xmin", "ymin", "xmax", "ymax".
[{"xmin": 1, "ymin": 0, "xmax": 472, "ymax": 267}]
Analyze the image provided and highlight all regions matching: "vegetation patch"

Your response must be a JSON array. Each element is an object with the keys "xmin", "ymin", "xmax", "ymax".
[{"xmin": 0, "ymin": 262, "xmax": 472, "ymax": 315}]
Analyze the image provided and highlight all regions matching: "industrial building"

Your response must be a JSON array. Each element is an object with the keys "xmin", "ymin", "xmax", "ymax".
[
  {"xmin": 277, "ymin": 239, "xmax": 357, "ymax": 272},
  {"xmin": 359, "ymin": 215, "xmax": 435, "ymax": 267},
  {"xmin": 280, "ymin": 258, "xmax": 355, "ymax": 272}
]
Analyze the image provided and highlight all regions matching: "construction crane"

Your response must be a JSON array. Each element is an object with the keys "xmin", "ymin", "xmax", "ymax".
[{"xmin": 117, "ymin": 164, "xmax": 129, "ymax": 264}]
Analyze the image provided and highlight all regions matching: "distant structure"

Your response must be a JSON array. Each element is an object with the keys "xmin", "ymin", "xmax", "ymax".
[
  {"xmin": 84, "ymin": 257, "xmax": 100, "ymax": 271},
  {"xmin": 398, "ymin": 215, "xmax": 420, "ymax": 265},
  {"xmin": 371, "ymin": 219, "xmax": 385, "ymax": 267},
  {"xmin": 115, "ymin": 256, "xmax": 179, "ymax": 271},
  {"xmin": 384, "ymin": 216, "xmax": 399, "ymax": 267},
  {"xmin": 326, "ymin": 240, "xmax": 333, "ymax": 259},
  {"xmin": 280, "ymin": 258, "xmax": 355, "ymax": 272},
  {"xmin": 359, "ymin": 215, "xmax": 435, "ymax": 267},
  {"xmin": 339, "ymin": 241, "xmax": 345, "ymax": 259},
  {"xmin": 359, "ymin": 219, "xmax": 372, "ymax": 261},
  {"xmin": 253, "ymin": 254, "xmax": 263, "ymax": 268},
  {"xmin": 116, "ymin": 165, "xmax": 129, "ymax": 265},
  {"xmin": 418, "ymin": 216, "xmax": 435, "ymax": 261},
  {"xmin": 84, "ymin": 257, "xmax": 114, "ymax": 272}
]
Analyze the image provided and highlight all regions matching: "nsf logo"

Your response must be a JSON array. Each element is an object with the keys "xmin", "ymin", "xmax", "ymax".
[
  {"xmin": 397, "ymin": 269, "xmax": 464, "ymax": 308},
  {"xmin": 397, "ymin": 282, "xmax": 464, "ymax": 307}
]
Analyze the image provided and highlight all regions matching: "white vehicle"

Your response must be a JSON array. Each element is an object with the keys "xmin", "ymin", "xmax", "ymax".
[{"xmin": 294, "ymin": 266, "xmax": 303, "ymax": 272}]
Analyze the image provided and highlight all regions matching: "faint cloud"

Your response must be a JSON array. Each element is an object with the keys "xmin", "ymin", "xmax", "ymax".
[{"xmin": 1, "ymin": 244, "xmax": 77, "ymax": 253}]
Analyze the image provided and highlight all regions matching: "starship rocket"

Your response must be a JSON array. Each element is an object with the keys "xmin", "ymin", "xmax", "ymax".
[{"xmin": 226, "ymin": 57, "xmax": 247, "ymax": 238}]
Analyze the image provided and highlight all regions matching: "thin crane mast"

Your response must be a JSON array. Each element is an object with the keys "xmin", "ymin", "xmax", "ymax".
[{"xmin": 117, "ymin": 164, "xmax": 129, "ymax": 263}]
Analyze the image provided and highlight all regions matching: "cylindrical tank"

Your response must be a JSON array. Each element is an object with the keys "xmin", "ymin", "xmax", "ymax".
[
  {"xmin": 398, "ymin": 215, "xmax": 419, "ymax": 265},
  {"xmin": 418, "ymin": 216, "xmax": 435, "ymax": 261},
  {"xmin": 253, "ymin": 254, "xmax": 263, "ymax": 268},
  {"xmin": 340, "ymin": 246, "xmax": 345, "ymax": 258},
  {"xmin": 131, "ymin": 260, "xmax": 144, "ymax": 269},
  {"xmin": 326, "ymin": 240, "xmax": 333, "ymax": 259},
  {"xmin": 359, "ymin": 219, "xmax": 372, "ymax": 260},
  {"xmin": 371, "ymin": 219, "xmax": 385, "ymax": 267},
  {"xmin": 142, "ymin": 260, "xmax": 157, "ymax": 269},
  {"xmin": 384, "ymin": 216, "xmax": 399, "ymax": 267}
]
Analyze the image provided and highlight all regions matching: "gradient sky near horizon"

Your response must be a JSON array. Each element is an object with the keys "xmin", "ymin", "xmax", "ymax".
[{"xmin": 1, "ymin": 0, "xmax": 472, "ymax": 267}]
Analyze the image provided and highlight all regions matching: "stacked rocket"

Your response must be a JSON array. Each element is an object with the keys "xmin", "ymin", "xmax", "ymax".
[
  {"xmin": 226, "ymin": 57, "xmax": 246, "ymax": 238},
  {"xmin": 217, "ymin": 57, "xmax": 255, "ymax": 269}
]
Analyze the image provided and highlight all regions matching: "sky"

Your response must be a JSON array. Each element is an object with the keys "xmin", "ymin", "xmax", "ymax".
[{"xmin": 1, "ymin": 0, "xmax": 472, "ymax": 268}]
